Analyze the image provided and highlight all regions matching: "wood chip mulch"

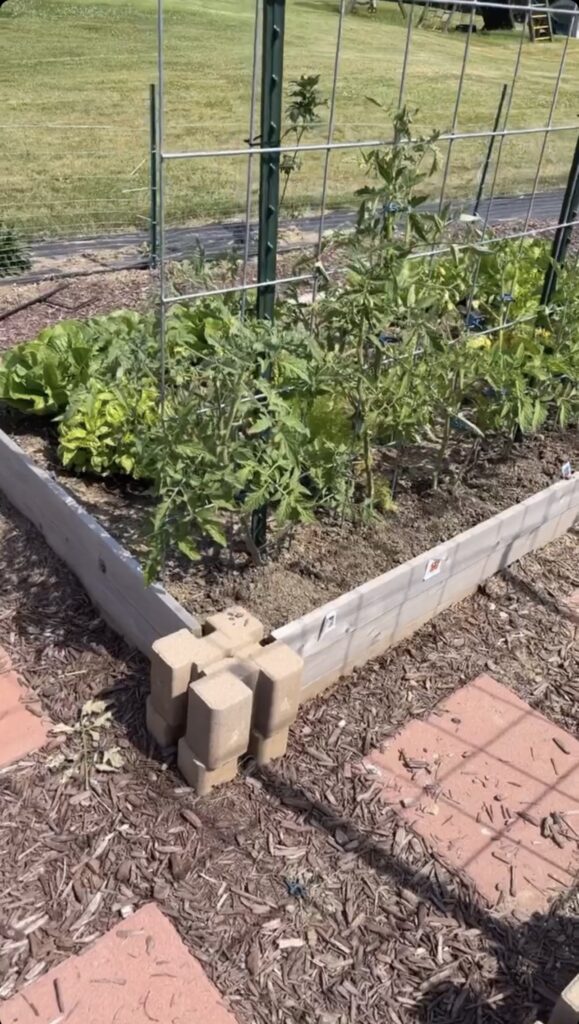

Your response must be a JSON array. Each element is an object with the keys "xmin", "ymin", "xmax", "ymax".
[
  {"xmin": 0, "ymin": 269, "xmax": 154, "ymax": 350},
  {"xmin": 0, "ymin": 491, "xmax": 577, "ymax": 1024}
]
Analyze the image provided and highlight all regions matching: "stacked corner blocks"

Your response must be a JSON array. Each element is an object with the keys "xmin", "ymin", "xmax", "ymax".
[{"xmin": 146, "ymin": 606, "xmax": 303, "ymax": 794}]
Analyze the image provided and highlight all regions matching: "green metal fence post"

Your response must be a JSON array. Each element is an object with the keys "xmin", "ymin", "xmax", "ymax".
[
  {"xmin": 149, "ymin": 83, "xmax": 159, "ymax": 270},
  {"xmin": 256, "ymin": 0, "xmax": 285, "ymax": 321},
  {"xmin": 473, "ymin": 83, "xmax": 507, "ymax": 218},
  {"xmin": 540, "ymin": 135, "xmax": 579, "ymax": 308},
  {"xmin": 251, "ymin": 0, "xmax": 286, "ymax": 549}
]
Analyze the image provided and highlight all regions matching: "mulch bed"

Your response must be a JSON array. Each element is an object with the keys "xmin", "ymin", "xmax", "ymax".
[
  {"xmin": 1, "ymin": 213, "xmax": 574, "ymax": 350},
  {"xmin": 0, "ymin": 269, "xmax": 155, "ymax": 350},
  {"xmin": 0, "ymin": 487, "xmax": 577, "ymax": 1024}
]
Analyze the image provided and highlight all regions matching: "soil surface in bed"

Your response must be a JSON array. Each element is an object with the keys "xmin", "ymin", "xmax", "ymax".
[{"xmin": 2, "ymin": 412, "xmax": 577, "ymax": 630}]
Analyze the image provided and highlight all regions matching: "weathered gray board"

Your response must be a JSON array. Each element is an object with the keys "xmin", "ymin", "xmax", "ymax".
[
  {"xmin": 274, "ymin": 473, "xmax": 579, "ymax": 702},
  {"xmin": 0, "ymin": 429, "xmax": 200, "ymax": 654}
]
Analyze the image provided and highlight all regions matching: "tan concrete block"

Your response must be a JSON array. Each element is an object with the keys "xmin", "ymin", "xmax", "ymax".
[
  {"xmin": 204, "ymin": 656, "xmax": 260, "ymax": 690},
  {"xmin": 236, "ymin": 642, "xmax": 264, "ymax": 660},
  {"xmin": 146, "ymin": 696, "xmax": 182, "ymax": 748},
  {"xmin": 150, "ymin": 631, "xmax": 229, "ymax": 725},
  {"xmin": 249, "ymin": 727, "xmax": 289, "ymax": 765},
  {"xmin": 186, "ymin": 670, "xmax": 253, "ymax": 769},
  {"xmin": 550, "ymin": 975, "xmax": 579, "ymax": 1024},
  {"xmin": 249, "ymin": 642, "xmax": 303, "ymax": 738},
  {"xmin": 205, "ymin": 606, "xmax": 265, "ymax": 649},
  {"xmin": 178, "ymin": 738, "xmax": 238, "ymax": 795}
]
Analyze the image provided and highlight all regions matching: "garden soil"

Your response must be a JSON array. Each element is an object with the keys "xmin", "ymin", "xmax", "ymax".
[
  {"xmin": 0, "ymin": 491, "xmax": 577, "ymax": 1024},
  {"xmin": 0, "ymin": 269, "xmax": 155, "ymax": 350},
  {"xmin": 3, "ymin": 413, "xmax": 577, "ymax": 631}
]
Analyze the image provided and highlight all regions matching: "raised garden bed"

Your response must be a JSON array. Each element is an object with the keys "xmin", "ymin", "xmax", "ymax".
[
  {"xmin": 3, "ymin": 415, "xmax": 576, "ymax": 631},
  {"xmin": 0, "ymin": 420, "xmax": 577, "ymax": 703},
  {"xmin": 1, "ymin": 158, "xmax": 578, "ymax": 696}
]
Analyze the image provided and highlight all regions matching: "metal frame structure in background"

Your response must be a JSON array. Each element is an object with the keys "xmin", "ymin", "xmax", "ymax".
[
  {"xmin": 151, "ymin": 0, "xmax": 579, "ymax": 546},
  {"xmin": 154, "ymin": 0, "xmax": 578, "ymax": 325},
  {"xmin": 1, "ymin": 0, "xmax": 577, "ymax": 305}
]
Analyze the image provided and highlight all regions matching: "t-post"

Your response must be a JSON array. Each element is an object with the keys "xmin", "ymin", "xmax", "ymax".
[{"xmin": 252, "ymin": 0, "xmax": 286, "ymax": 550}]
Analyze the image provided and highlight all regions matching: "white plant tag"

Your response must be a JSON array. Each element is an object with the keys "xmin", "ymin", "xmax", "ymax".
[
  {"xmin": 318, "ymin": 610, "xmax": 337, "ymax": 641},
  {"xmin": 424, "ymin": 557, "xmax": 444, "ymax": 581}
]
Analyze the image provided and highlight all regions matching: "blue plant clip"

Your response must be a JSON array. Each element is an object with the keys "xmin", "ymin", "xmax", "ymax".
[
  {"xmin": 466, "ymin": 311, "xmax": 486, "ymax": 332},
  {"xmin": 285, "ymin": 878, "xmax": 308, "ymax": 899},
  {"xmin": 450, "ymin": 416, "xmax": 469, "ymax": 433},
  {"xmin": 382, "ymin": 200, "xmax": 403, "ymax": 215}
]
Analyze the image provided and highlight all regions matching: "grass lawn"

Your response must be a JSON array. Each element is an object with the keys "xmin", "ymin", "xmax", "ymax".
[{"xmin": 0, "ymin": 0, "xmax": 578, "ymax": 240}]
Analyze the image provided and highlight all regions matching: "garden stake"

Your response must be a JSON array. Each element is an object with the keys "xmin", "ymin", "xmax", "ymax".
[
  {"xmin": 473, "ymin": 84, "xmax": 507, "ymax": 218},
  {"xmin": 149, "ymin": 83, "xmax": 158, "ymax": 270},
  {"xmin": 311, "ymin": 0, "xmax": 346, "ymax": 316},
  {"xmin": 240, "ymin": 0, "xmax": 261, "ymax": 321},
  {"xmin": 256, "ymin": 0, "xmax": 285, "ymax": 324},
  {"xmin": 541, "ymin": 135, "xmax": 579, "ymax": 308},
  {"xmin": 253, "ymin": 0, "xmax": 286, "ymax": 550}
]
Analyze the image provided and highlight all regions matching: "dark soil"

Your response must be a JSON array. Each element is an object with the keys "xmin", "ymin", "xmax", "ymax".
[
  {"xmin": 0, "ymin": 269, "xmax": 155, "ymax": 350},
  {"xmin": 3, "ymin": 411, "xmax": 577, "ymax": 631},
  {"xmin": 0, "ymin": 489, "xmax": 577, "ymax": 1023}
]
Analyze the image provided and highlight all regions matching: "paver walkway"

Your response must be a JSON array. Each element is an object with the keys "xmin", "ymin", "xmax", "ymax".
[
  {"xmin": 368, "ymin": 673, "xmax": 579, "ymax": 917},
  {"xmin": 0, "ymin": 903, "xmax": 239, "ymax": 1024},
  {"xmin": 0, "ymin": 644, "xmax": 48, "ymax": 768}
]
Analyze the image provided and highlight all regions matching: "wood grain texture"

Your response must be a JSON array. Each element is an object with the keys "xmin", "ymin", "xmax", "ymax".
[
  {"xmin": 274, "ymin": 474, "xmax": 579, "ymax": 702},
  {"xmin": 0, "ymin": 429, "xmax": 200, "ymax": 654}
]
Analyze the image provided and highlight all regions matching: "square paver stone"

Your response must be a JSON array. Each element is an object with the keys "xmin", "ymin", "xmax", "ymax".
[
  {"xmin": 0, "ymin": 903, "xmax": 239, "ymax": 1024},
  {"xmin": 368, "ymin": 674, "xmax": 579, "ymax": 917},
  {"xmin": 0, "ymin": 646, "xmax": 48, "ymax": 768}
]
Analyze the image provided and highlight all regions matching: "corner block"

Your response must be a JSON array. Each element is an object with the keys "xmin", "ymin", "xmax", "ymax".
[
  {"xmin": 178, "ymin": 737, "xmax": 238, "ymax": 795},
  {"xmin": 248, "ymin": 642, "xmax": 303, "ymax": 739},
  {"xmin": 549, "ymin": 975, "xmax": 579, "ymax": 1024},
  {"xmin": 185, "ymin": 670, "xmax": 253, "ymax": 769},
  {"xmin": 150, "ymin": 631, "xmax": 230, "ymax": 725},
  {"xmin": 146, "ymin": 695, "xmax": 182, "ymax": 748},
  {"xmin": 204, "ymin": 606, "xmax": 265, "ymax": 650},
  {"xmin": 249, "ymin": 726, "xmax": 290, "ymax": 765}
]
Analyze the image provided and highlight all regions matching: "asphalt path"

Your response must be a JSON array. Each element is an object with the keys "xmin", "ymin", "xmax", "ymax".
[{"xmin": 28, "ymin": 189, "xmax": 564, "ymax": 265}]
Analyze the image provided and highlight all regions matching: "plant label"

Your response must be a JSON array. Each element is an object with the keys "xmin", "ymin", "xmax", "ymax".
[
  {"xmin": 320, "ymin": 610, "xmax": 337, "ymax": 637},
  {"xmin": 424, "ymin": 557, "xmax": 444, "ymax": 581}
]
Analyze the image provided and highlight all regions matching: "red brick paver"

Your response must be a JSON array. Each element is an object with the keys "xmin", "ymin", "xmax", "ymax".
[
  {"xmin": 0, "ymin": 645, "xmax": 48, "ymax": 768},
  {"xmin": 0, "ymin": 903, "xmax": 239, "ymax": 1024},
  {"xmin": 368, "ymin": 674, "xmax": 579, "ymax": 917}
]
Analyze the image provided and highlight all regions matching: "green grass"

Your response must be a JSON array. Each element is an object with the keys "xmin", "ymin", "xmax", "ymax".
[{"xmin": 0, "ymin": 0, "xmax": 578, "ymax": 239}]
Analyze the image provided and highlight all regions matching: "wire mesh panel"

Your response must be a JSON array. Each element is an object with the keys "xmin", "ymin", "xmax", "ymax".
[
  {"xmin": 1, "ymin": 0, "xmax": 577, "ymax": 294},
  {"xmin": 155, "ymin": 0, "xmax": 579, "ymax": 329}
]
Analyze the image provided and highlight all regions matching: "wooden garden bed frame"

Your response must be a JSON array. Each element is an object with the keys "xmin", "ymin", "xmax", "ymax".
[{"xmin": 1, "ymin": 426, "xmax": 577, "ymax": 697}]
